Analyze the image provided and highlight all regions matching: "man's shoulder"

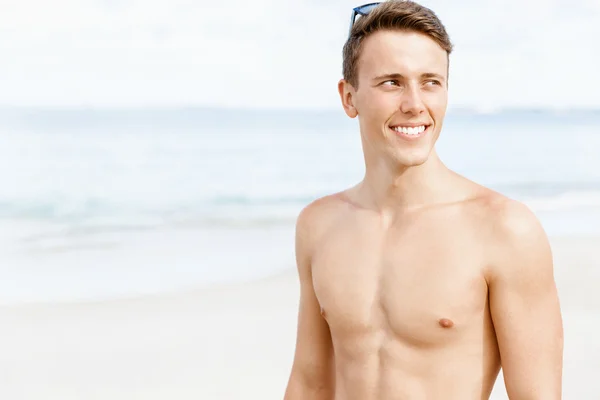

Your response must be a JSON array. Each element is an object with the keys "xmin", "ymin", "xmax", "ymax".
[
  {"xmin": 475, "ymin": 190, "xmax": 552, "ymax": 279},
  {"xmin": 294, "ymin": 191, "xmax": 351, "ymax": 270},
  {"xmin": 296, "ymin": 191, "xmax": 350, "ymax": 239},
  {"xmin": 479, "ymin": 191, "xmax": 546, "ymax": 243}
]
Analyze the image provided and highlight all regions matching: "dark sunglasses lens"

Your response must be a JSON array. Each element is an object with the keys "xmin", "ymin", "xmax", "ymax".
[
  {"xmin": 349, "ymin": 3, "xmax": 381, "ymax": 38},
  {"xmin": 356, "ymin": 3, "xmax": 380, "ymax": 16}
]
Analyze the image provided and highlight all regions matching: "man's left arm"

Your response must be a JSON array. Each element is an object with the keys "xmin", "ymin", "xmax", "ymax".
[{"xmin": 487, "ymin": 200, "xmax": 564, "ymax": 399}]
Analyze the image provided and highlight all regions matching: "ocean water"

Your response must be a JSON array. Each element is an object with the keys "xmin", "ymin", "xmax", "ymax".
[{"xmin": 1, "ymin": 107, "xmax": 599, "ymax": 303}]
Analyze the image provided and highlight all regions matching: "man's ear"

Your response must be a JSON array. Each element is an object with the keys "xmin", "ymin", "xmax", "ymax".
[{"xmin": 338, "ymin": 79, "xmax": 358, "ymax": 118}]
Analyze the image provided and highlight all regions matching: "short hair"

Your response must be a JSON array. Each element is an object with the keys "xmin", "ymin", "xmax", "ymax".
[{"xmin": 342, "ymin": 0, "xmax": 454, "ymax": 89}]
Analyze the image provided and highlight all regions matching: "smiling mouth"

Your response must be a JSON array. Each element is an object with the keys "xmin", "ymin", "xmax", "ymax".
[{"xmin": 389, "ymin": 124, "xmax": 430, "ymax": 138}]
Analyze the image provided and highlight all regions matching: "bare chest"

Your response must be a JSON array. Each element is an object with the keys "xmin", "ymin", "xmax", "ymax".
[{"xmin": 312, "ymin": 221, "xmax": 489, "ymax": 348}]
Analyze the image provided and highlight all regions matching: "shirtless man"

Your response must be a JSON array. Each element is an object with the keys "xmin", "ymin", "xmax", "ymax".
[{"xmin": 283, "ymin": 1, "xmax": 563, "ymax": 399}]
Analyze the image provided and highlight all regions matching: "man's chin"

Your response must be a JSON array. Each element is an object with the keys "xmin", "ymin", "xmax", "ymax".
[{"xmin": 390, "ymin": 150, "xmax": 431, "ymax": 168}]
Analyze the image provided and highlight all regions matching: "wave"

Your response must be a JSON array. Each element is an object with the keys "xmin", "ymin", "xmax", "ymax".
[
  {"xmin": 522, "ymin": 191, "xmax": 600, "ymax": 212},
  {"xmin": 2, "ymin": 187, "xmax": 600, "ymax": 234}
]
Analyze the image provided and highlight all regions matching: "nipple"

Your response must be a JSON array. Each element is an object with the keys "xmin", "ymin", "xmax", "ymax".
[{"xmin": 438, "ymin": 318, "xmax": 454, "ymax": 328}]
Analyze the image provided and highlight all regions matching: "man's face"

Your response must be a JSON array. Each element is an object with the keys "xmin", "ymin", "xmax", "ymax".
[{"xmin": 339, "ymin": 29, "xmax": 449, "ymax": 168}]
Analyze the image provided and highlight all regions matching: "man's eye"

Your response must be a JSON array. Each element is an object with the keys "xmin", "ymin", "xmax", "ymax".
[
  {"xmin": 426, "ymin": 80, "xmax": 441, "ymax": 86},
  {"xmin": 382, "ymin": 80, "xmax": 399, "ymax": 86}
]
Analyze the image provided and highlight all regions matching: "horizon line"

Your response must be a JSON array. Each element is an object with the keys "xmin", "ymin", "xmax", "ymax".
[{"xmin": 1, "ymin": 105, "xmax": 600, "ymax": 115}]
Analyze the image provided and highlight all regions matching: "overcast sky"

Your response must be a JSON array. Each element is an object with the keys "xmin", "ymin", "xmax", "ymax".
[{"xmin": 1, "ymin": 0, "xmax": 599, "ymax": 109}]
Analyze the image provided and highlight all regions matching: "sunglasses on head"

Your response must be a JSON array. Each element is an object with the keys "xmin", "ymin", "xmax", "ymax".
[{"xmin": 348, "ymin": 2, "xmax": 381, "ymax": 38}]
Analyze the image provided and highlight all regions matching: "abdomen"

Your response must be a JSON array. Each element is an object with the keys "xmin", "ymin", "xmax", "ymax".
[{"xmin": 332, "ymin": 329, "xmax": 500, "ymax": 400}]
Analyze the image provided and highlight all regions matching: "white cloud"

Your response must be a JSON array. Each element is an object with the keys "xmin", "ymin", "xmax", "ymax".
[{"xmin": 0, "ymin": 0, "xmax": 598, "ymax": 109}]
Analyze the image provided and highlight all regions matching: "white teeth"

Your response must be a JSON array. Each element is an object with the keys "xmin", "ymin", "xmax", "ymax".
[{"xmin": 392, "ymin": 125, "xmax": 426, "ymax": 135}]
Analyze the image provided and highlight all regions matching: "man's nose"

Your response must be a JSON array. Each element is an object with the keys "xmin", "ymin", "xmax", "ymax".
[{"xmin": 400, "ymin": 85, "xmax": 426, "ymax": 115}]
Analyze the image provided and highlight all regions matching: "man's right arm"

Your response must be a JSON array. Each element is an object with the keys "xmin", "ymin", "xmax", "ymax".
[{"xmin": 284, "ymin": 204, "xmax": 335, "ymax": 399}]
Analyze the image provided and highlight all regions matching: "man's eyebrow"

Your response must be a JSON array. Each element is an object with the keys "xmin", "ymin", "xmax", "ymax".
[
  {"xmin": 371, "ymin": 73, "xmax": 405, "ymax": 82},
  {"xmin": 371, "ymin": 72, "xmax": 446, "ymax": 82},
  {"xmin": 421, "ymin": 72, "xmax": 446, "ymax": 81}
]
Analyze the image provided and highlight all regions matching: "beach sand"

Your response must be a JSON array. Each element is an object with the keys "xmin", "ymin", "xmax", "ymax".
[{"xmin": 0, "ymin": 235, "xmax": 597, "ymax": 399}]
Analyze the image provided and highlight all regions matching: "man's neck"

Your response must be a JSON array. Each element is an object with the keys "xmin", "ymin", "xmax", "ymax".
[{"xmin": 356, "ymin": 151, "xmax": 458, "ymax": 214}]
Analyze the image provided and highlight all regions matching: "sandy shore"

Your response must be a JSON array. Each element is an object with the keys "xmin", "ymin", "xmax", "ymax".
[{"xmin": 0, "ymin": 235, "xmax": 598, "ymax": 399}]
